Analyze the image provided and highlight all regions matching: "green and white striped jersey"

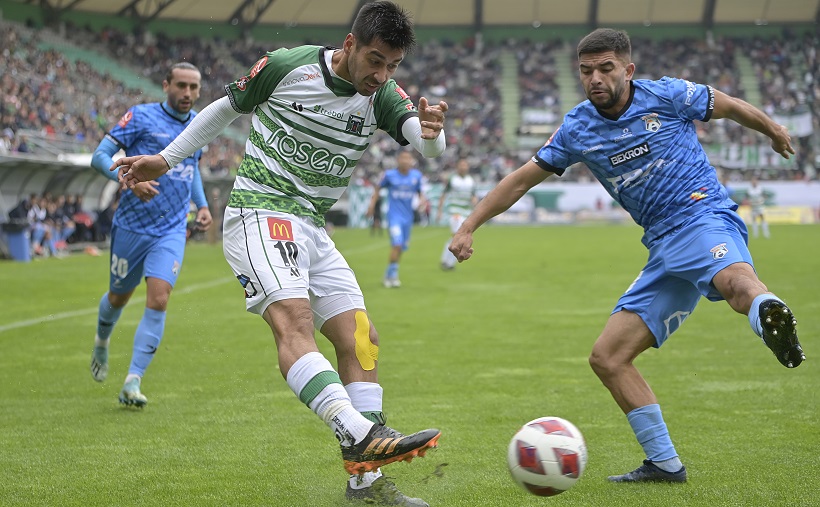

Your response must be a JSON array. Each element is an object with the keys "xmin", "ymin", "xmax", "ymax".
[
  {"xmin": 444, "ymin": 173, "xmax": 477, "ymax": 215},
  {"xmin": 225, "ymin": 45, "xmax": 418, "ymax": 226}
]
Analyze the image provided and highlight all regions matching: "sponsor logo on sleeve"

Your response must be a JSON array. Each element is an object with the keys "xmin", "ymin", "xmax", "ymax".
[
  {"xmin": 609, "ymin": 141, "xmax": 651, "ymax": 167},
  {"xmin": 267, "ymin": 218, "xmax": 293, "ymax": 240},
  {"xmin": 684, "ymin": 80, "xmax": 697, "ymax": 105},
  {"xmin": 544, "ymin": 127, "xmax": 560, "ymax": 146},
  {"xmin": 249, "ymin": 56, "xmax": 268, "ymax": 78},
  {"xmin": 395, "ymin": 85, "xmax": 409, "ymax": 100},
  {"xmin": 117, "ymin": 111, "xmax": 133, "ymax": 128}
]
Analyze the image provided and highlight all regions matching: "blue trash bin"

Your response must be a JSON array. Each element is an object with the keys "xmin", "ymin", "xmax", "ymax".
[{"xmin": 2, "ymin": 221, "xmax": 31, "ymax": 262}]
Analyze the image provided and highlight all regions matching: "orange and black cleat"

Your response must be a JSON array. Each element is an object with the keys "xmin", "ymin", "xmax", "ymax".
[{"xmin": 341, "ymin": 424, "xmax": 441, "ymax": 475}]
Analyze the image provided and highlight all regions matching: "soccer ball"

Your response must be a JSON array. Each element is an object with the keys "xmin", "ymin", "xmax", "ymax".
[{"xmin": 507, "ymin": 416, "xmax": 588, "ymax": 496}]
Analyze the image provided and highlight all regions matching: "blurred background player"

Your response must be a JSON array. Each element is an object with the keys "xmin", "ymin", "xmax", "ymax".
[
  {"xmin": 450, "ymin": 27, "xmax": 804, "ymax": 485},
  {"xmin": 88, "ymin": 62, "xmax": 212, "ymax": 407},
  {"xmin": 112, "ymin": 3, "xmax": 446, "ymax": 504},
  {"xmin": 746, "ymin": 175, "xmax": 770, "ymax": 239},
  {"xmin": 367, "ymin": 150, "xmax": 426, "ymax": 288},
  {"xmin": 437, "ymin": 157, "xmax": 477, "ymax": 270}
]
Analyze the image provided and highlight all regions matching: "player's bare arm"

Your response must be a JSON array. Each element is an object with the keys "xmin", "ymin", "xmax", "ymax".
[
  {"xmin": 450, "ymin": 160, "xmax": 552, "ymax": 262},
  {"xmin": 710, "ymin": 89, "xmax": 795, "ymax": 159},
  {"xmin": 418, "ymin": 96, "xmax": 448, "ymax": 139},
  {"xmin": 111, "ymin": 154, "xmax": 171, "ymax": 189}
]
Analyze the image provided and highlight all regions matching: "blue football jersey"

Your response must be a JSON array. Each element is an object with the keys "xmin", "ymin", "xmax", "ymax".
[
  {"xmin": 380, "ymin": 168, "xmax": 423, "ymax": 223},
  {"xmin": 534, "ymin": 77, "xmax": 736, "ymax": 247},
  {"xmin": 106, "ymin": 103, "xmax": 202, "ymax": 236}
]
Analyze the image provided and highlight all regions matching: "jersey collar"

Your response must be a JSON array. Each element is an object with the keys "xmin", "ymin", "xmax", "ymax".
[
  {"xmin": 595, "ymin": 81, "xmax": 635, "ymax": 121},
  {"xmin": 319, "ymin": 46, "xmax": 358, "ymax": 97},
  {"xmin": 160, "ymin": 101, "xmax": 191, "ymax": 123}
]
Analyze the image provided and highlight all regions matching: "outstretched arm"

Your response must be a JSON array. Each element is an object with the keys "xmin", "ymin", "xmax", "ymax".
[
  {"xmin": 113, "ymin": 96, "xmax": 243, "ymax": 187},
  {"xmin": 449, "ymin": 160, "xmax": 552, "ymax": 262},
  {"xmin": 711, "ymin": 89, "xmax": 794, "ymax": 159}
]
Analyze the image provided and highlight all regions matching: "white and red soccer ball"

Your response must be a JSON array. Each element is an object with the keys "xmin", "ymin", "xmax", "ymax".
[{"xmin": 507, "ymin": 416, "xmax": 588, "ymax": 496}]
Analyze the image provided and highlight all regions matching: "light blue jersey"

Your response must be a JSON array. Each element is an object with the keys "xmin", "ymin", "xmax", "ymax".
[
  {"xmin": 534, "ymin": 77, "xmax": 735, "ymax": 247},
  {"xmin": 106, "ymin": 103, "xmax": 203, "ymax": 236},
  {"xmin": 381, "ymin": 168, "xmax": 423, "ymax": 225}
]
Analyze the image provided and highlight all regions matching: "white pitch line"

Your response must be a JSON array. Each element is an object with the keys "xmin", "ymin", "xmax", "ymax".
[
  {"xmin": 0, "ymin": 277, "xmax": 234, "ymax": 334},
  {"xmin": 0, "ymin": 231, "xmax": 442, "ymax": 334}
]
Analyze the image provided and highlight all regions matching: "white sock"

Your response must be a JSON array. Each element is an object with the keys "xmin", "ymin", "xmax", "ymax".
[
  {"xmin": 346, "ymin": 382, "xmax": 385, "ymax": 482},
  {"xmin": 124, "ymin": 373, "xmax": 140, "ymax": 384},
  {"xmin": 348, "ymin": 469, "xmax": 383, "ymax": 490},
  {"xmin": 94, "ymin": 335, "xmax": 109, "ymax": 348},
  {"xmin": 287, "ymin": 352, "xmax": 373, "ymax": 446},
  {"xmin": 653, "ymin": 456, "xmax": 683, "ymax": 473}
]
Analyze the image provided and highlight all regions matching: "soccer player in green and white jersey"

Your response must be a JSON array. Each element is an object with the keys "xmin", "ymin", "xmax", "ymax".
[
  {"xmin": 437, "ymin": 158, "xmax": 478, "ymax": 270},
  {"xmin": 113, "ymin": 3, "xmax": 447, "ymax": 505},
  {"xmin": 747, "ymin": 175, "xmax": 770, "ymax": 239}
]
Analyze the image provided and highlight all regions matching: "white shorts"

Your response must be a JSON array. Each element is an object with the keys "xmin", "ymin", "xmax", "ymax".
[
  {"xmin": 222, "ymin": 207, "xmax": 365, "ymax": 328},
  {"xmin": 449, "ymin": 212, "xmax": 467, "ymax": 234}
]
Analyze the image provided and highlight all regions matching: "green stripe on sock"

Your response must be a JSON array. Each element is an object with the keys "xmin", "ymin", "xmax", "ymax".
[
  {"xmin": 361, "ymin": 411, "xmax": 386, "ymax": 425},
  {"xmin": 299, "ymin": 370, "xmax": 342, "ymax": 405}
]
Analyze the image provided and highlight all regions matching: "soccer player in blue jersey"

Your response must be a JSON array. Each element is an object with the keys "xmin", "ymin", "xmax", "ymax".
[
  {"xmin": 89, "ymin": 62, "xmax": 212, "ymax": 407},
  {"xmin": 450, "ymin": 28, "xmax": 804, "ymax": 484},
  {"xmin": 367, "ymin": 150, "xmax": 427, "ymax": 287}
]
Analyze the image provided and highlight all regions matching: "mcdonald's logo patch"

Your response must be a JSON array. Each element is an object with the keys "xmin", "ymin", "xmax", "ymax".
[{"xmin": 268, "ymin": 218, "xmax": 294, "ymax": 240}]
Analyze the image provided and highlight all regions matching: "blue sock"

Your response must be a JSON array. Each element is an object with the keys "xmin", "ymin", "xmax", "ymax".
[
  {"xmin": 386, "ymin": 262, "xmax": 399, "ymax": 279},
  {"xmin": 97, "ymin": 292, "xmax": 124, "ymax": 341},
  {"xmin": 748, "ymin": 293, "xmax": 784, "ymax": 338},
  {"xmin": 128, "ymin": 308, "xmax": 166, "ymax": 377},
  {"xmin": 627, "ymin": 404, "xmax": 679, "ymax": 466}
]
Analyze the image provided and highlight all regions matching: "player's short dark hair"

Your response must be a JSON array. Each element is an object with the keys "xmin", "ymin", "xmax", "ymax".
[
  {"xmin": 577, "ymin": 28, "xmax": 631, "ymax": 61},
  {"xmin": 351, "ymin": 1, "xmax": 416, "ymax": 54},
  {"xmin": 165, "ymin": 62, "xmax": 200, "ymax": 84}
]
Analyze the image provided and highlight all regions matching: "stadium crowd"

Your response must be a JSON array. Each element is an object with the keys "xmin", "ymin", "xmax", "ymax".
[{"xmin": 2, "ymin": 20, "xmax": 818, "ymax": 187}]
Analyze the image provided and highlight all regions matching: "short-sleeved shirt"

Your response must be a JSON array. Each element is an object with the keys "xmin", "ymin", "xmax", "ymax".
[
  {"xmin": 534, "ymin": 77, "xmax": 736, "ymax": 247},
  {"xmin": 380, "ymin": 168, "xmax": 423, "ymax": 223},
  {"xmin": 106, "ymin": 103, "xmax": 202, "ymax": 236},
  {"xmin": 443, "ymin": 173, "xmax": 476, "ymax": 216},
  {"xmin": 224, "ymin": 45, "xmax": 418, "ymax": 226}
]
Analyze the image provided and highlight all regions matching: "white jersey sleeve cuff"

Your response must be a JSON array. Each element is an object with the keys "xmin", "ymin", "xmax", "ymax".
[
  {"xmin": 160, "ymin": 96, "xmax": 244, "ymax": 168},
  {"xmin": 401, "ymin": 116, "xmax": 446, "ymax": 158}
]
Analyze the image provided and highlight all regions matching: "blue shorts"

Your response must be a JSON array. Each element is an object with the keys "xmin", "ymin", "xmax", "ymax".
[
  {"xmin": 109, "ymin": 226, "xmax": 186, "ymax": 294},
  {"xmin": 387, "ymin": 219, "xmax": 412, "ymax": 250},
  {"xmin": 614, "ymin": 210, "xmax": 753, "ymax": 347}
]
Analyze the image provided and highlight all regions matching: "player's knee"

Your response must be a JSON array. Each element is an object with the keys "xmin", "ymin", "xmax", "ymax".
[
  {"xmin": 588, "ymin": 343, "xmax": 618, "ymax": 378},
  {"xmin": 353, "ymin": 311, "xmax": 379, "ymax": 371}
]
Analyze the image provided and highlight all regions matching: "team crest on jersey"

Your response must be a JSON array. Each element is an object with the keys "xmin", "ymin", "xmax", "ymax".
[
  {"xmin": 117, "ymin": 111, "xmax": 133, "ymax": 128},
  {"xmin": 641, "ymin": 113, "xmax": 662, "ymax": 132},
  {"xmin": 710, "ymin": 243, "xmax": 728, "ymax": 260},
  {"xmin": 346, "ymin": 115, "xmax": 365, "ymax": 134},
  {"xmin": 236, "ymin": 274, "xmax": 257, "ymax": 298},
  {"xmin": 236, "ymin": 76, "xmax": 249, "ymax": 91}
]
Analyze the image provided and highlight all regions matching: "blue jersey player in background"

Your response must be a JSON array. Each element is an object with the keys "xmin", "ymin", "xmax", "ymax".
[
  {"xmin": 89, "ymin": 62, "xmax": 212, "ymax": 407},
  {"xmin": 451, "ymin": 28, "xmax": 804, "ymax": 483},
  {"xmin": 367, "ymin": 150, "xmax": 426, "ymax": 288}
]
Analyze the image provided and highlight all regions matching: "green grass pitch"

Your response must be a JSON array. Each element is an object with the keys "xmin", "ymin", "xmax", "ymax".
[{"xmin": 1, "ymin": 223, "xmax": 817, "ymax": 506}]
